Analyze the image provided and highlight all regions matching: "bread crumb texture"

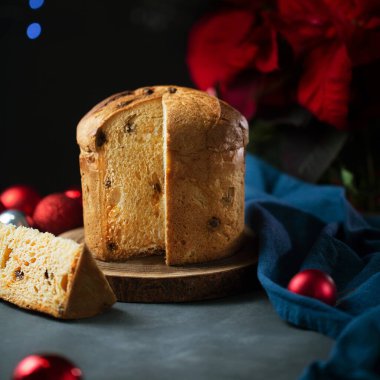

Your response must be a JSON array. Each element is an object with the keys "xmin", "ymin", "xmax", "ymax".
[{"xmin": 0, "ymin": 223, "xmax": 116, "ymax": 318}]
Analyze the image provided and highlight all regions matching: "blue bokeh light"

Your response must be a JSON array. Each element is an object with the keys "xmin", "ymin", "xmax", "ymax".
[
  {"xmin": 26, "ymin": 23, "xmax": 42, "ymax": 39},
  {"xmin": 29, "ymin": 0, "xmax": 45, "ymax": 9}
]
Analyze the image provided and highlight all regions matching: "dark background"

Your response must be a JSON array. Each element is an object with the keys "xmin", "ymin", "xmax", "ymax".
[{"xmin": 1, "ymin": 0, "xmax": 217, "ymax": 194}]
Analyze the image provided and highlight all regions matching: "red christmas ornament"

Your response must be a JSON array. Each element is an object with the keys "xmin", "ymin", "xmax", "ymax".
[
  {"xmin": 287, "ymin": 269, "xmax": 337, "ymax": 306},
  {"xmin": 33, "ymin": 193, "xmax": 83, "ymax": 236},
  {"xmin": 1, "ymin": 185, "xmax": 41, "ymax": 216},
  {"xmin": 13, "ymin": 354, "xmax": 82, "ymax": 380},
  {"xmin": 65, "ymin": 189, "xmax": 82, "ymax": 199},
  {"xmin": 26, "ymin": 215, "xmax": 35, "ymax": 228},
  {"xmin": 64, "ymin": 187, "xmax": 82, "ymax": 207}
]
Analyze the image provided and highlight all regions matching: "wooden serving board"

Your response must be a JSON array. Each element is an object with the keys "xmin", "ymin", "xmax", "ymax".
[{"xmin": 60, "ymin": 228, "xmax": 258, "ymax": 303}]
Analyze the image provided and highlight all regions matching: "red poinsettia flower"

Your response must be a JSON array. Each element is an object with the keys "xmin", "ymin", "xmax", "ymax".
[
  {"xmin": 327, "ymin": 0, "xmax": 380, "ymax": 66},
  {"xmin": 214, "ymin": 70, "xmax": 295, "ymax": 121},
  {"xmin": 187, "ymin": 9, "xmax": 278, "ymax": 92},
  {"xmin": 276, "ymin": 0, "xmax": 380, "ymax": 130}
]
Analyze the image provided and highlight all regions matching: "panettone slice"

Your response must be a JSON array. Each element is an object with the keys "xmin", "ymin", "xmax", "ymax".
[{"xmin": 0, "ymin": 223, "xmax": 116, "ymax": 319}]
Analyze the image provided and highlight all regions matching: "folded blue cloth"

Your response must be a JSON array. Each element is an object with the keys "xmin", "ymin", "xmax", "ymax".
[{"xmin": 245, "ymin": 154, "xmax": 380, "ymax": 379}]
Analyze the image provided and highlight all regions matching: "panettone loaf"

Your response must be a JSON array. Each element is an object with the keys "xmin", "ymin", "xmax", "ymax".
[
  {"xmin": 77, "ymin": 86, "xmax": 248, "ymax": 265},
  {"xmin": 0, "ymin": 223, "xmax": 116, "ymax": 319}
]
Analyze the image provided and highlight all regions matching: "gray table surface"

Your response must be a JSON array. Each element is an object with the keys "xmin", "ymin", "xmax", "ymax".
[{"xmin": 0, "ymin": 290, "xmax": 333, "ymax": 380}]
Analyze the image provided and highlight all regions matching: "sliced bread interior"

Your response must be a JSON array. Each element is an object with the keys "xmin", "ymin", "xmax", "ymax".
[{"xmin": 0, "ymin": 223, "xmax": 116, "ymax": 319}]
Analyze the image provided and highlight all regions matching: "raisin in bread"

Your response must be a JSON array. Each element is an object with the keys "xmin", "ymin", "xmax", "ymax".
[
  {"xmin": 0, "ymin": 223, "xmax": 116, "ymax": 319},
  {"xmin": 77, "ymin": 86, "xmax": 248, "ymax": 265}
]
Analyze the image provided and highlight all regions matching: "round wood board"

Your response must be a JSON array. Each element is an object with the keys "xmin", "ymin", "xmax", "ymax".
[{"xmin": 60, "ymin": 228, "xmax": 258, "ymax": 303}]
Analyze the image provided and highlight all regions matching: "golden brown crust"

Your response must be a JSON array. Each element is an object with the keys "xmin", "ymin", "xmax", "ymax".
[
  {"xmin": 62, "ymin": 248, "xmax": 116, "ymax": 319},
  {"xmin": 77, "ymin": 85, "xmax": 248, "ymax": 265},
  {"xmin": 162, "ymin": 88, "xmax": 248, "ymax": 154},
  {"xmin": 163, "ymin": 88, "xmax": 248, "ymax": 265},
  {"xmin": 77, "ymin": 87, "xmax": 169, "ymax": 153},
  {"xmin": 76, "ymin": 86, "xmax": 247, "ymax": 154}
]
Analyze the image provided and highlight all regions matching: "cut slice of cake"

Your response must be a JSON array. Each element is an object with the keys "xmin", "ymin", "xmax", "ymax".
[
  {"xmin": 77, "ymin": 86, "xmax": 248, "ymax": 265},
  {"xmin": 0, "ymin": 223, "xmax": 116, "ymax": 319}
]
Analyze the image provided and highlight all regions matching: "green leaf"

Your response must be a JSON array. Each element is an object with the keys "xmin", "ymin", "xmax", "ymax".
[{"xmin": 341, "ymin": 168, "xmax": 354, "ymax": 190}]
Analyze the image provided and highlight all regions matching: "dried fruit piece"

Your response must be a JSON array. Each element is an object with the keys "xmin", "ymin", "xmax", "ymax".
[
  {"xmin": 15, "ymin": 269, "xmax": 24, "ymax": 281},
  {"xmin": 124, "ymin": 122, "xmax": 136, "ymax": 133},
  {"xmin": 107, "ymin": 242, "xmax": 117, "ymax": 251},
  {"xmin": 153, "ymin": 183, "xmax": 161, "ymax": 193},
  {"xmin": 95, "ymin": 130, "xmax": 107, "ymax": 148},
  {"xmin": 105, "ymin": 179, "xmax": 112, "ymax": 188},
  {"xmin": 208, "ymin": 217, "xmax": 221, "ymax": 229},
  {"xmin": 143, "ymin": 88, "xmax": 154, "ymax": 95}
]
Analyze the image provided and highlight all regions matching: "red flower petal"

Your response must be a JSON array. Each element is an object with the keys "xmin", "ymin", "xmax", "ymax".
[
  {"xmin": 298, "ymin": 43, "xmax": 351, "ymax": 129},
  {"xmin": 348, "ymin": 25, "xmax": 380, "ymax": 66},
  {"xmin": 324, "ymin": 0, "xmax": 380, "ymax": 21},
  {"xmin": 252, "ymin": 12, "xmax": 279, "ymax": 73},
  {"xmin": 187, "ymin": 9, "xmax": 278, "ymax": 90},
  {"xmin": 276, "ymin": 0, "xmax": 334, "ymax": 56},
  {"xmin": 187, "ymin": 10, "xmax": 257, "ymax": 90},
  {"xmin": 220, "ymin": 79, "xmax": 258, "ymax": 120},
  {"xmin": 325, "ymin": 0, "xmax": 380, "ymax": 66},
  {"xmin": 218, "ymin": 71, "xmax": 295, "ymax": 120}
]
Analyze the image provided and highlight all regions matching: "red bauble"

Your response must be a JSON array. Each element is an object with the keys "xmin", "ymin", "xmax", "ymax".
[
  {"xmin": 64, "ymin": 187, "xmax": 82, "ymax": 206},
  {"xmin": 26, "ymin": 215, "xmax": 35, "ymax": 228},
  {"xmin": 33, "ymin": 193, "xmax": 83, "ymax": 236},
  {"xmin": 1, "ymin": 185, "xmax": 41, "ymax": 216},
  {"xmin": 13, "ymin": 354, "xmax": 82, "ymax": 380},
  {"xmin": 287, "ymin": 269, "xmax": 337, "ymax": 306}
]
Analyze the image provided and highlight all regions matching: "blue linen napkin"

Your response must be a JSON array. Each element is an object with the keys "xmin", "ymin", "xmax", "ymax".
[{"xmin": 245, "ymin": 154, "xmax": 380, "ymax": 379}]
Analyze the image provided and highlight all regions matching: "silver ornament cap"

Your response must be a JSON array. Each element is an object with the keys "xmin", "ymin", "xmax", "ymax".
[{"xmin": 0, "ymin": 209, "xmax": 30, "ymax": 227}]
